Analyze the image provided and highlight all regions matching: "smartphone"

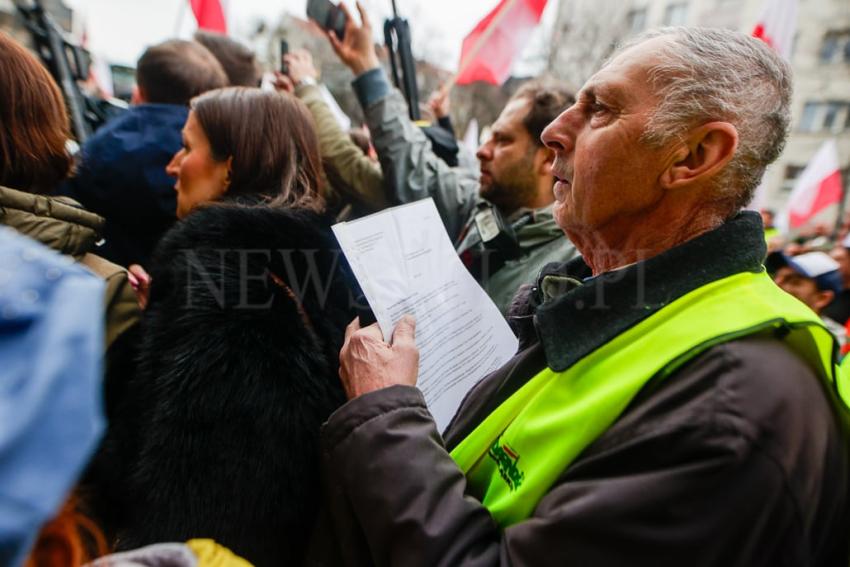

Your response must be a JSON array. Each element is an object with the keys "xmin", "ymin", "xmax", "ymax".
[
  {"xmin": 306, "ymin": 0, "xmax": 346, "ymax": 40},
  {"xmin": 280, "ymin": 39, "xmax": 289, "ymax": 74}
]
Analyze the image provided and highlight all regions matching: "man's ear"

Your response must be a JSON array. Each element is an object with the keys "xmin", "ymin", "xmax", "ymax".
[
  {"xmin": 535, "ymin": 146, "xmax": 555, "ymax": 177},
  {"xmin": 131, "ymin": 84, "xmax": 148, "ymax": 105},
  {"xmin": 660, "ymin": 122, "xmax": 738, "ymax": 190},
  {"xmin": 813, "ymin": 289, "xmax": 836, "ymax": 313}
]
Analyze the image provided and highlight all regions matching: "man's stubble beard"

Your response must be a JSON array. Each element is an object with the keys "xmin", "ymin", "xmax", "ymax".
[{"xmin": 479, "ymin": 156, "xmax": 539, "ymax": 215}]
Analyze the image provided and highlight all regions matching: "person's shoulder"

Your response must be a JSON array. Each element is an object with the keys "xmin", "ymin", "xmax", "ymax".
[
  {"xmin": 705, "ymin": 337, "xmax": 840, "ymax": 427},
  {"xmin": 131, "ymin": 102, "xmax": 187, "ymax": 117},
  {"xmin": 655, "ymin": 336, "xmax": 850, "ymax": 479},
  {"xmin": 152, "ymin": 204, "xmax": 339, "ymax": 273},
  {"xmin": 613, "ymin": 334, "xmax": 847, "ymax": 458},
  {"xmin": 80, "ymin": 104, "xmax": 185, "ymax": 165}
]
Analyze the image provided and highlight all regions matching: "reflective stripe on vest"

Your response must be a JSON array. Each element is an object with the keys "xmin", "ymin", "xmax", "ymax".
[{"xmin": 450, "ymin": 271, "xmax": 849, "ymax": 528}]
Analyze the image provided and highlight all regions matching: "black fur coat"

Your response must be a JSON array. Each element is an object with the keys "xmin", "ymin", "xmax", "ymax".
[{"xmin": 116, "ymin": 203, "xmax": 355, "ymax": 566}]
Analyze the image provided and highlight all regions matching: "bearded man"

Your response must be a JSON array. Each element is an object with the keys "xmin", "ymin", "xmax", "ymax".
[{"xmin": 325, "ymin": 2, "xmax": 576, "ymax": 313}]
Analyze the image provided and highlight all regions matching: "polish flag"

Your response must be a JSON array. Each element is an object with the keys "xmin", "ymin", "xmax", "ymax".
[
  {"xmin": 782, "ymin": 140, "xmax": 844, "ymax": 231},
  {"xmin": 455, "ymin": 0, "xmax": 548, "ymax": 86},
  {"xmin": 751, "ymin": 0, "xmax": 798, "ymax": 61},
  {"xmin": 190, "ymin": 0, "xmax": 227, "ymax": 34}
]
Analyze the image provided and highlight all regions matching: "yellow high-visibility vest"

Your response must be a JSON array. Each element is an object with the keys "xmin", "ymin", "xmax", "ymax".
[{"xmin": 451, "ymin": 271, "xmax": 848, "ymax": 527}]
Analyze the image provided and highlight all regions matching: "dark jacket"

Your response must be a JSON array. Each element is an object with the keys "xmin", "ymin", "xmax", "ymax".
[
  {"xmin": 308, "ymin": 212, "xmax": 850, "ymax": 566},
  {"xmin": 59, "ymin": 103, "xmax": 187, "ymax": 268},
  {"xmin": 115, "ymin": 203, "xmax": 355, "ymax": 567}
]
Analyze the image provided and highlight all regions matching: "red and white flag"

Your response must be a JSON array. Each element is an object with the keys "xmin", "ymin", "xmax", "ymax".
[
  {"xmin": 190, "ymin": 0, "xmax": 227, "ymax": 34},
  {"xmin": 455, "ymin": 0, "xmax": 548, "ymax": 86},
  {"xmin": 752, "ymin": 0, "xmax": 798, "ymax": 61},
  {"xmin": 781, "ymin": 139, "xmax": 843, "ymax": 231}
]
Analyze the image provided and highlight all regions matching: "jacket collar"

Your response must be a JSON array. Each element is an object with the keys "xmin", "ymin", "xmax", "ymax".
[
  {"xmin": 457, "ymin": 202, "xmax": 563, "ymax": 253},
  {"xmin": 0, "ymin": 185, "xmax": 103, "ymax": 258},
  {"xmin": 514, "ymin": 204, "xmax": 565, "ymax": 249},
  {"xmin": 535, "ymin": 211, "xmax": 767, "ymax": 372}
]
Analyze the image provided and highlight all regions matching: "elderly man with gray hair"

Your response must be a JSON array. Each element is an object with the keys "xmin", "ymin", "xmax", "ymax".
[{"xmin": 311, "ymin": 28, "xmax": 850, "ymax": 566}]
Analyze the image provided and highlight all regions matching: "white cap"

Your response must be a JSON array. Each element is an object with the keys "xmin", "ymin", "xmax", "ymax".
[{"xmin": 789, "ymin": 251, "xmax": 840, "ymax": 278}]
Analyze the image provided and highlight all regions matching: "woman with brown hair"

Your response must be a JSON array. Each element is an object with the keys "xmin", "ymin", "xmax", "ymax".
[
  {"xmin": 167, "ymin": 86, "xmax": 325, "ymax": 217},
  {"xmin": 114, "ymin": 87, "xmax": 356, "ymax": 567},
  {"xmin": 0, "ymin": 31, "xmax": 139, "ymax": 350},
  {"xmin": 0, "ymin": 36, "xmax": 71, "ymax": 194}
]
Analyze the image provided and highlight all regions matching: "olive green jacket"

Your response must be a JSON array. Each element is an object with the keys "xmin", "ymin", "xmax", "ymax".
[
  {"xmin": 295, "ymin": 83, "xmax": 388, "ymax": 213},
  {"xmin": 0, "ymin": 185, "xmax": 140, "ymax": 349}
]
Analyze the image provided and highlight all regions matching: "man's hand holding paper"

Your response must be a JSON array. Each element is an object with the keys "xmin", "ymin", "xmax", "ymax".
[
  {"xmin": 339, "ymin": 315, "xmax": 419, "ymax": 399},
  {"xmin": 332, "ymin": 198, "xmax": 518, "ymax": 430}
]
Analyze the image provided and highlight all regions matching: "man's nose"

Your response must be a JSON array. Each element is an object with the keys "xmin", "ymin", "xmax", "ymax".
[
  {"xmin": 476, "ymin": 138, "xmax": 493, "ymax": 161},
  {"xmin": 541, "ymin": 106, "xmax": 577, "ymax": 153}
]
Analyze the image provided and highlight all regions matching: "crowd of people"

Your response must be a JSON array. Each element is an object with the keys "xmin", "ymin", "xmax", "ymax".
[{"xmin": 1, "ymin": 2, "xmax": 849, "ymax": 566}]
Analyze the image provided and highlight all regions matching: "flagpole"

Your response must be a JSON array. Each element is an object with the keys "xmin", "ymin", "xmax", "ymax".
[{"xmin": 446, "ymin": 0, "xmax": 522, "ymax": 90}]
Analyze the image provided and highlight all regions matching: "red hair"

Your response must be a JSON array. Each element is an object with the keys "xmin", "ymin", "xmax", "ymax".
[{"xmin": 24, "ymin": 495, "xmax": 108, "ymax": 567}]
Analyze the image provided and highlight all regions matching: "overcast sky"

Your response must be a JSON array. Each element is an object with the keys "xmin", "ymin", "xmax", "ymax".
[{"xmin": 63, "ymin": 0, "xmax": 558, "ymax": 71}]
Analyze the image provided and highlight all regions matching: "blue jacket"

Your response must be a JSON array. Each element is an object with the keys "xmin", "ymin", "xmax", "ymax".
[
  {"xmin": 60, "ymin": 104, "xmax": 188, "ymax": 268},
  {"xmin": 0, "ymin": 227, "xmax": 105, "ymax": 567}
]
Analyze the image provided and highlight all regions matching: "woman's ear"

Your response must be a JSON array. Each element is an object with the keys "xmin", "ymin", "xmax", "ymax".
[
  {"xmin": 223, "ymin": 156, "xmax": 234, "ymax": 191},
  {"xmin": 660, "ymin": 122, "xmax": 738, "ymax": 191}
]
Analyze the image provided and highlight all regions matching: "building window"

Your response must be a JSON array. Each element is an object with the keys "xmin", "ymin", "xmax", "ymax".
[
  {"xmin": 799, "ymin": 101, "xmax": 850, "ymax": 134},
  {"xmin": 823, "ymin": 102, "xmax": 841, "ymax": 131},
  {"xmin": 800, "ymin": 102, "xmax": 820, "ymax": 132},
  {"xmin": 780, "ymin": 165, "xmax": 804, "ymax": 194},
  {"xmin": 820, "ymin": 30, "xmax": 850, "ymax": 63},
  {"xmin": 664, "ymin": 2, "xmax": 689, "ymax": 26},
  {"xmin": 627, "ymin": 8, "xmax": 648, "ymax": 35}
]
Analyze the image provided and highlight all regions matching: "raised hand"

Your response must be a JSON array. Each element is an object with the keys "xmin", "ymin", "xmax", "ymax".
[
  {"xmin": 325, "ymin": 1, "xmax": 380, "ymax": 75},
  {"xmin": 284, "ymin": 49, "xmax": 320, "ymax": 85},
  {"xmin": 428, "ymin": 85, "xmax": 451, "ymax": 119}
]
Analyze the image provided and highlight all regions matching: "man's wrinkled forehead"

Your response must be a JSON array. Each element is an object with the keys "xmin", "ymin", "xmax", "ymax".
[{"xmin": 579, "ymin": 36, "xmax": 671, "ymax": 103}]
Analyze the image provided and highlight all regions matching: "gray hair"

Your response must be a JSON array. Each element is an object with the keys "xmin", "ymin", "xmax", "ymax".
[{"xmin": 610, "ymin": 27, "xmax": 793, "ymax": 214}]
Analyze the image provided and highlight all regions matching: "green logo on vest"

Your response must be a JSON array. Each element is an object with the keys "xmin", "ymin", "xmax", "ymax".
[{"xmin": 488, "ymin": 439, "xmax": 525, "ymax": 491}]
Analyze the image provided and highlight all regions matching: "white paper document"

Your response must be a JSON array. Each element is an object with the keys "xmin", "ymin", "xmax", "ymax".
[{"xmin": 333, "ymin": 198, "xmax": 519, "ymax": 430}]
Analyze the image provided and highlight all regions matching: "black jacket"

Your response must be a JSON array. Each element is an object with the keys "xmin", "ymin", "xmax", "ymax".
[
  {"xmin": 115, "ymin": 203, "xmax": 355, "ymax": 567},
  {"xmin": 59, "ymin": 104, "xmax": 187, "ymax": 267},
  {"xmin": 309, "ymin": 212, "xmax": 850, "ymax": 566}
]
